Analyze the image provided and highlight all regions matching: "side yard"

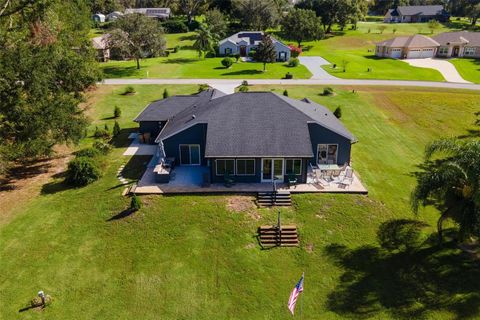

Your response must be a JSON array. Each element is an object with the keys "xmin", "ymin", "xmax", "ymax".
[
  {"xmin": 450, "ymin": 58, "xmax": 480, "ymax": 83},
  {"xmin": 1, "ymin": 85, "xmax": 479, "ymax": 319}
]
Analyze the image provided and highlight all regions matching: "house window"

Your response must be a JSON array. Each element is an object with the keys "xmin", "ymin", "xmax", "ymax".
[
  {"xmin": 179, "ymin": 144, "xmax": 200, "ymax": 165},
  {"xmin": 285, "ymin": 159, "xmax": 302, "ymax": 175},
  {"xmin": 439, "ymin": 47, "xmax": 448, "ymax": 55},
  {"xmin": 464, "ymin": 47, "xmax": 476, "ymax": 56},
  {"xmin": 317, "ymin": 144, "xmax": 338, "ymax": 164},
  {"xmin": 236, "ymin": 159, "xmax": 255, "ymax": 175},
  {"xmin": 279, "ymin": 51, "xmax": 287, "ymax": 60},
  {"xmin": 216, "ymin": 159, "xmax": 235, "ymax": 176},
  {"xmin": 224, "ymin": 48, "xmax": 232, "ymax": 55}
]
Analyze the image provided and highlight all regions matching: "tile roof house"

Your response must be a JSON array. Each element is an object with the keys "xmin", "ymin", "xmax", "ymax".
[
  {"xmin": 135, "ymin": 90, "xmax": 356, "ymax": 184},
  {"xmin": 375, "ymin": 35, "xmax": 439, "ymax": 59},
  {"xmin": 218, "ymin": 32, "xmax": 291, "ymax": 61},
  {"xmin": 384, "ymin": 5, "xmax": 450, "ymax": 23},
  {"xmin": 432, "ymin": 31, "xmax": 480, "ymax": 58},
  {"xmin": 375, "ymin": 32, "xmax": 480, "ymax": 59}
]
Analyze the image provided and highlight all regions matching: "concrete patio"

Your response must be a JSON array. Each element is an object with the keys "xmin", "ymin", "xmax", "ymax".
[{"xmin": 132, "ymin": 164, "xmax": 368, "ymax": 195}]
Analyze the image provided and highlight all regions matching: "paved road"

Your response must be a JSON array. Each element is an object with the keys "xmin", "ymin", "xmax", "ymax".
[
  {"xmin": 405, "ymin": 58, "xmax": 471, "ymax": 84},
  {"xmin": 299, "ymin": 56, "xmax": 338, "ymax": 80},
  {"xmin": 102, "ymin": 78, "xmax": 480, "ymax": 91}
]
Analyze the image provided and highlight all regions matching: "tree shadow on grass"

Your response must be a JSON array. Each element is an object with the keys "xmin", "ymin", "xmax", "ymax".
[
  {"xmin": 40, "ymin": 172, "xmax": 74, "ymax": 195},
  {"xmin": 221, "ymin": 69, "xmax": 263, "ymax": 76},
  {"xmin": 162, "ymin": 58, "xmax": 198, "ymax": 64},
  {"xmin": 179, "ymin": 34, "xmax": 196, "ymax": 41},
  {"xmin": 121, "ymin": 155, "xmax": 152, "ymax": 181},
  {"xmin": 102, "ymin": 65, "xmax": 139, "ymax": 78},
  {"xmin": 110, "ymin": 128, "xmax": 137, "ymax": 149},
  {"xmin": 106, "ymin": 208, "xmax": 135, "ymax": 221},
  {"xmin": 324, "ymin": 219, "xmax": 480, "ymax": 319}
]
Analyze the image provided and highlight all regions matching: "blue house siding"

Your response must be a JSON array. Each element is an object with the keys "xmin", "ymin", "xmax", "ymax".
[
  {"xmin": 162, "ymin": 124, "xmax": 208, "ymax": 166},
  {"xmin": 308, "ymin": 123, "xmax": 352, "ymax": 165},
  {"xmin": 139, "ymin": 121, "xmax": 166, "ymax": 143}
]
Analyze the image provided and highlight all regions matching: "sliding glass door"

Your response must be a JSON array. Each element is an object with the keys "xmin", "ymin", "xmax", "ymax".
[{"xmin": 261, "ymin": 158, "xmax": 284, "ymax": 182}]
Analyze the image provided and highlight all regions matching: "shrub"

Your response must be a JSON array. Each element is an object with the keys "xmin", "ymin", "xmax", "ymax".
[
  {"xmin": 75, "ymin": 148, "xmax": 101, "ymax": 158},
  {"xmin": 283, "ymin": 89, "xmax": 288, "ymax": 97},
  {"xmin": 198, "ymin": 84, "xmax": 210, "ymax": 92},
  {"xmin": 130, "ymin": 194, "xmax": 142, "ymax": 211},
  {"xmin": 248, "ymin": 49, "xmax": 256, "ymax": 58},
  {"xmin": 104, "ymin": 123, "xmax": 109, "ymax": 131},
  {"xmin": 173, "ymin": 45, "xmax": 180, "ymax": 53},
  {"xmin": 333, "ymin": 107, "xmax": 342, "ymax": 119},
  {"xmin": 66, "ymin": 157, "xmax": 101, "ymax": 186},
  {"xmin": 123, "ymin": 86, "xmax": 136, "ymax": 95},
  {"xmin": 238, "ymin": 85, "xmax": 249, "ymax": 92},
  {"xmin": 234, "ymin": 53, "xmax": 241, "ymax": 62},
  {"xmin": 289, "ymin": 45, "xmax": 302, "ymax": 58},
  {"xmin": 241, "ymin": 80, "xmax": 249, "ymax": 86},
  {"xmin": 285, "ymin": 72, "xmax": 293, "ymax": 79},
  {"xmin": 221, "ymin": 57, "xmax": 233, "ymax": 68},
  {"xmin": 93, "ymin": 140, "xmax": 112, "ymax": 154},
  {"xmin": 288, "ymin": 58, "xmax": 300, "ymax": 67},
  {"xmin": 113, "ymin": 121, "xmax": 121, "ymax": 136},
  {"xmin": 94, "ymin": 127, "xmax": 111, "ymax": 139},
  {"xmin": 161, "ymin": 20, "xmax": 188, "ymax": 33},
  {"xmin": 114, "ymin": 106, "xmax": 121, "ymax": 118},
  {"xmin": 323, "ymin": 87, "xmax": 334, "ymax": 96},
  {"xmin": 163, "ymin": 88, "xmax": 170, "ymax": 99}
]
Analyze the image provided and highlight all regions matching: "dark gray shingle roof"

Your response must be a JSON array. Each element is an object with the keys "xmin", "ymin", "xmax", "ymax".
[
  {"xmin": 432, "ymin": 31, "xmax": 480, "ymax": 46},
  {"xmin": 397, "ymin": 5, "xmax": 445, "ymax": 16},
  {"xmin": 134, "ymin": 89, "xmax": 225, "ymax": 122},
  {"xmin": 156, "ymin": 92, "xmax": 355, "ymax": 158}
]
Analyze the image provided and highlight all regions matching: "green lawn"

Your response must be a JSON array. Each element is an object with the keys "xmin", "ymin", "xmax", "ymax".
[
  {"xmin": 1, "ymin": 85, "xmax": 480, "ymax": 319},
  {"xmin": 101, "ymin": 33, "xmax": 311, "ymax": 79},
  {"xmin": 450, "ymin": 58, "xmax": 480, "ymax": 83}
]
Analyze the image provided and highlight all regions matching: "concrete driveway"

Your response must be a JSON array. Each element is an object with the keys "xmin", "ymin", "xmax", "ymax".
[
  {"xmin": 299, "ymin": 56, "xmax": 338, "ymax": 80},
  {"xmin": 405, "ymin": 58, "xmax": 470, "ymax": 84}
]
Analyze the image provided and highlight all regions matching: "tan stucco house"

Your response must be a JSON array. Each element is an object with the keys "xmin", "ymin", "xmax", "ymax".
[
  {"xmin": 433, "ymin": 31, "xmax": 480, "ymax": 58},
  {"xmin": 375, "ymin": 35, "xmax": 439, "ymax": 59}
]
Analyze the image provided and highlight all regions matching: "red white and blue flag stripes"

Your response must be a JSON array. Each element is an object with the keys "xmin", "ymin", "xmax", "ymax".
[{"xmin": 288, "ymin": 273, "xmax": 304, "ymax": 315}]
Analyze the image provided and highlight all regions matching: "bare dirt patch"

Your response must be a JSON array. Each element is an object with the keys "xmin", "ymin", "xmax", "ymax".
[
  {"xmin": 226, "ymin": 196, "xmax": 260, "ymax": 220},
  {"xmin": 306, "ymin": 243, "xmax": 314, "ymax": 253}
]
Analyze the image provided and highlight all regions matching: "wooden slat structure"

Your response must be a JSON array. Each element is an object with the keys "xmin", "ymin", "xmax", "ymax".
[
  {"xmin": 258, "ymin": 224, "xmax": 299, "ymax": 247},
  {"xmin": 257, "ymin": 191, "xmax": 292, "ymax": 207}
]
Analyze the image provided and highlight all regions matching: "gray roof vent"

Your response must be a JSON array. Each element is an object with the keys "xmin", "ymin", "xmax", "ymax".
[{"xmin": 192, "ymin": 114, "xmax": 196, "ymax": 119}]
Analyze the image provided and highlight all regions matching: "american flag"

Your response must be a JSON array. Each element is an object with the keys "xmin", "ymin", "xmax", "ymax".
[{"xmin": 288, "ymin": 273, "xmax": 304, "ymax": 315}]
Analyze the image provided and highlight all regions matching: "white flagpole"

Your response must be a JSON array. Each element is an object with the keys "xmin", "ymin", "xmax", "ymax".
[{"xmin": 300, "ymin": 272, "xmax": 305, "ymax": 319}]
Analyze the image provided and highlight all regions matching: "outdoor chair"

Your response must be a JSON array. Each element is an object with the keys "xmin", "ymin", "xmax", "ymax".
[
  {"xmin": 338, "ymin": 167, "xmax": 354, "ymax": 187},
  {"xmin": 224, "ymin": 172, "xmax": 235, "ymax": 187},
  {"xmin": 287, "ymin": 173, "xmax": 298, "ymax": 189}
]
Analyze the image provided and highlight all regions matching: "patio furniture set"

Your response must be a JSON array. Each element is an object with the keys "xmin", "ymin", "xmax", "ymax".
[{"xmin": 309, "ymin": 163, "xmax": 354, "ymax": 189}]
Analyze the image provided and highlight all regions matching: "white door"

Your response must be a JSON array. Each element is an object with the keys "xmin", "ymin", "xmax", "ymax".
[
  {"xmin": 391, "ymin": 49, "xmax": 402, "ymax": 59},
  {"xmin": 421, "ymin": 48, "xmax": 435, "ymax": 58},
  {"xmin": 261, "ymin": 158, "xmax": 284, "ymax": 183}
]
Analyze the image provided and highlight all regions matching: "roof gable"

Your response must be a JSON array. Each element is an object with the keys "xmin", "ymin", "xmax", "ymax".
[{"xmin": 396, "ymin": 5, "xmax": 445, "ymax": 16}]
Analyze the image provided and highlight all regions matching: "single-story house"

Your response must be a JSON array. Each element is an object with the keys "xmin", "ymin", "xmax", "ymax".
[
  {"xmin": 124, "ymin": 8, "xmax": 171, "ymax": 19},
  {"xmin": 92, "ymin": 13, "xmax": 106, "ymax": 23},
  {"xmin": 106, "ymin": 11, "xmax": 124, "ymax": 21},
  {"xmin": 375, "ymin": 34, "xmax": 439, "ymax": 59},
  {"xmin": 91, "ymin": 34, "xmax": 110, "ymax": 62},
  {"xmin": 218, "ymin": 32, "xmax": 291, "ymax": 61},
  {"xmin": 433, "ymin": 31, "xmax": 480, "ymax": 58},
  {"xmin": 384, "ymin": 5, "xmax": 449, "ymax": 23},
  {"xmin": 134, "ymin": 89, "xmax": 356, "ymax": 184}
]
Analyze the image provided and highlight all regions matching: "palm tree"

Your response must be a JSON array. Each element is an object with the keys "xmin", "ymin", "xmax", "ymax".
[
  {"xmin": 192, "ymin": 24, "xmax": 215, "ymax": 59},
  {"xmin": 411, "ymin": 139, "xmax": 480, "ymax": 243}
]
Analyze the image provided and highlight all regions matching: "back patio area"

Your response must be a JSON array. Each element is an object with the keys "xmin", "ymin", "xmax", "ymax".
[{"xmin": 131, "ymin": 160, "xmax": 368, "ymax": 195}]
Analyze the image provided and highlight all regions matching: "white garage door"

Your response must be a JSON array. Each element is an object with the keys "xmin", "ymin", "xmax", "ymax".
[
  {"xmin": 408, "ymin": 48, "xmax": 435, "ymax": 59},
  {"xmin": 391, "ymin": 48, "xmax": 402, "ymax": 59}
]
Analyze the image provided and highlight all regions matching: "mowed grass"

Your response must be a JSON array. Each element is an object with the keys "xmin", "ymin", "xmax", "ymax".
[
  {"xmin": 101, "ymin": 33, "xmax": 311, "ymax": 79},
  {"xmin": 1, "ymin": 85, "xmax": 480, "ymax": 319},
  {"xmin": 295, "ymin": 21, "xmax": 460, "ymax": 81},
  {"xmin": 450, "ymin": 58, "xmax": 480, "ymax": 83}
]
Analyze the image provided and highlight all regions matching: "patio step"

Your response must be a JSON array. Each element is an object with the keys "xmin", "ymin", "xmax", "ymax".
[
  {"xmin": 257, "ymin": 191, "xmax": 292, "ymax": 207},
  {"xmin": 258, "ymin": 225, "xmax": 299, "ymax": 247}
]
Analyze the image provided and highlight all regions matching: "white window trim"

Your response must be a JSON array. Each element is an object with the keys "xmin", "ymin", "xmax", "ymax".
[
  {"xmin": 317, "ymin": 144, "xmax": 339, "ymax": 164},
  {"xmin": 179, "ymin": 144, "xmax": 201, "ymax": 166},
  {"xmin": 285, "ymin": 159, "xmax": 302, "ymax": 175},
  {"xmin": 235, "ymin": 159, "xmax": 255, "ymax": 176},
  {"xmin": 215, "ymin": 159, "xmax": 235, "ymax": 176}
]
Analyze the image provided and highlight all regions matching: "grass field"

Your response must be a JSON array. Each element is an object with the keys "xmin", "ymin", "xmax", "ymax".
[
  {"xmin": 450, "ymin": 58, "xmax": 480, "ymax": 83},
  {"xmin": 100, "ymin": 33, "xmax": 312, "ymax": 79},
  {"xmin": 1, "ymin": 85, "xmax": 480, "ymax": 319}
]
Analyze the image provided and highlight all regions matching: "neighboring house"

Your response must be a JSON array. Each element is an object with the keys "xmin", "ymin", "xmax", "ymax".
[
  {"xmin": 433, "ymin": 31, "xmax": 480, "ymax": 58},
  {"xmin": 218, "ymin": 32, "xmax": 291, "ymax": 61},
  {"xmin": 106, "ymin": 11, "xmax": 124, "ymax": 21},
  {"xmin": 135, "ymin": 89, "xmax": 356, "ymax": 184},
  {"xmin": 92, "ymin": 13, "xmax": 106, "ymax": 23},
  {"xmin": 91, "ymin": 34, "xmax": 110, "ymax": 62},
  {"xmin": 384, "ymin": 5, "xmax": 450, "ymax": 23},
  {"xmin": 124, "ymin": 8, "xmax": 171, "ymax": 19},
  {"xmin": 375, "ymin": 35, "xmax": 439, "ymax": 59}
]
